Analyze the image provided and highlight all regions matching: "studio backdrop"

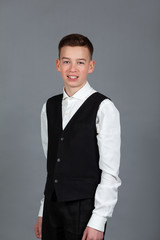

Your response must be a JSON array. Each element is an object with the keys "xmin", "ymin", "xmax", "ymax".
[{"xmin": 0, "ymin": 1, "xmax": 160, "ymax": 240}]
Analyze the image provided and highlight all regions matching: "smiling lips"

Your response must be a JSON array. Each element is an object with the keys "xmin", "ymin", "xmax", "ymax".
[{"xmin": 67, "ymin": 75, "xmax": 79, "ymax": 80}]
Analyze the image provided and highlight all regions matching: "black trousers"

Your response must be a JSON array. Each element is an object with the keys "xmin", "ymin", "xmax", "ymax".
[{"xmin": 42, "ymin": 197, "xmax": 105, "ymax": 240}]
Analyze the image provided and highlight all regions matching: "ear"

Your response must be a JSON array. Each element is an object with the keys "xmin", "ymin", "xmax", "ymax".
[
  {"xmin": 88, "ymin": 60, "xmax": 95, "ymax": 74},
  {"xmin": 56, "ymin": 59, "xmax": 61, "ymax": 72}
]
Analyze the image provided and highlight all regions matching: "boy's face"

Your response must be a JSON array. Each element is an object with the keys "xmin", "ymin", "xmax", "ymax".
[{"xmin": 56, "ymin": 46, "xmax": 95, "ymax": 93}]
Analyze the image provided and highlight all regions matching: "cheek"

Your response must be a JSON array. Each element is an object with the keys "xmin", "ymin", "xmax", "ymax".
[
  {"xmin": 80, "ymin": 66, "xmax": 87, "ymax": 73},
  {"xmin": 60, "ymin": 66, "xmax": 67, "ymax": 74},
  {"xmin": 81, "ymin": 68, "xmax": 89, "ymax": 75}
]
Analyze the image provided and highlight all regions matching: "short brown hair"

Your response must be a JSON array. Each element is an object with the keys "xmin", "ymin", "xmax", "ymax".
[{"xmin": 58, "ymin": 33, "xmax": 94, "ymax": 59}]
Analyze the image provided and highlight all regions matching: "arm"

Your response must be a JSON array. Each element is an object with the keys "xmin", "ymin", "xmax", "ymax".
[
  {"xmin": 83, "ymin": 99, "xmax": 121, "ymax": 238},
  {"xmin": 34, "ymin": 103, "xmax": 48, "ymax": 238}
]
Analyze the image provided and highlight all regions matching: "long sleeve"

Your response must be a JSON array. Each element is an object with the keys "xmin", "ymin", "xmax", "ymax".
[
  {"xmin": 87, "ymin": 99, "xmax": 121, "ymax": 232},
  {"xmin": 38, "ymin": 103, "xmax": 48, "ymax": 217},
  {"xmin": 40, "ymin": 103, "xmax": 48, "ymax": 159}
]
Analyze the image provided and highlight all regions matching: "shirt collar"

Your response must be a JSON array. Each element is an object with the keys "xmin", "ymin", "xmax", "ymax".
[{"xmin": 63, "ymin": 82, "xmax": 94, "ymax": 100}]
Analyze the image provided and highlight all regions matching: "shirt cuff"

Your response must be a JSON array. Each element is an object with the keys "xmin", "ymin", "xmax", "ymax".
[
  {"xmin": 87, "ymin": 213, "xmax": 107, "ymax": 232},
  {"xmin": 38, "ymin": 199, "xmax": 44, "ymax": 217}
]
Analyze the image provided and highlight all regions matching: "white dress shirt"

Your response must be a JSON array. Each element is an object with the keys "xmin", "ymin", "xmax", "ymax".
[{"xmin": 38, "ymin": 82, "xmax": 121, "ymax": 232}]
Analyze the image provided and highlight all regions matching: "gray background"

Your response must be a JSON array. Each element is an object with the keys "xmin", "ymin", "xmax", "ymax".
[{"xmin": 0, "ymin": 0, "xmax": 160, "ymax": 239}]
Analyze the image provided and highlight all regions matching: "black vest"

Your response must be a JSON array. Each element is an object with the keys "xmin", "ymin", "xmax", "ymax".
[{"xmin": 44, "ymin": 92, "xmax": 109, "ymax": 201}]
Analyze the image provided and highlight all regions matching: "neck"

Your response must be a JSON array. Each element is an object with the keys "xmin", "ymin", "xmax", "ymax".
[{"xmin": 64, "ymin": 82, "xmax": 87, "ymax": 97}]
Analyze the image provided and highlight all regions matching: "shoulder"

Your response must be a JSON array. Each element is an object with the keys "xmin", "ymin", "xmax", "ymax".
[
  {"xmin": 92, "ymin": 91, "xmax": 120, "ymax": 116},
  {"xmin": 41, "ymin": 93, "xmax": 63, "ymax": 115},
  {"xmin": 93, "ymin": 92, "xmax": 111, "ymax": 102},
  {"xmin": 47, "ymin": 93, "xmax": 63, "ymax": 104},
  {"xmin": 97, "ymin": 95, "xmax": 120, "ymax": 120}
]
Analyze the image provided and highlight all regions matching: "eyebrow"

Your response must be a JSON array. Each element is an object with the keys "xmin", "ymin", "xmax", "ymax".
[{"xmin": 61, "ymin": 57, "xmax": 86, "ymax": 61}]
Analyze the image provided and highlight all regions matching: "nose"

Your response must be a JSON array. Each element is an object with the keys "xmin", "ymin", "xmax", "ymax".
[{"xmin": 69, "ymin": 63, "xmax": 76, "ymax": 72}]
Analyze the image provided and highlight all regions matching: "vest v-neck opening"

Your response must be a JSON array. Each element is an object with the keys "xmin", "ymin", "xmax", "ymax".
[{"xmin": 61, "ymin": 92, "xmax": 98, "ymax": 133}]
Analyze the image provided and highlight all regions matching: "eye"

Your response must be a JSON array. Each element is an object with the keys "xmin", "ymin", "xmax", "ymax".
[
  {"xmin": 63, "ymin": 61, "xmax": 70, "ymax": 64},
  {"xmin": 78, "ymin": 61, "xmax": 85, "ymax": 65}
]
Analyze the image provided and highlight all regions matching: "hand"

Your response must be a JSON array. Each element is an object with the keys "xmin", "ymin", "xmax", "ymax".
[
  {"xmin": 34, "ymin": 217, "xmax": 42, "ymax": 239},
  {"xmin": 82, "ymin": 226, "xmax": 104, "ymax": 240}
]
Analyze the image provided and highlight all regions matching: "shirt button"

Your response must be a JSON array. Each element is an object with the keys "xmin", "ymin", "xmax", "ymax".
[
  {"xmin": 57, "ymin": 158, "xmax": 61, "ymax": 162},
  {"xmin": 54, "ymin": 179, "xmax": 58, "ymax": 183},
  {"xmin": 60, "ymin": 137, "xmax": 64, "ymax": 141}
]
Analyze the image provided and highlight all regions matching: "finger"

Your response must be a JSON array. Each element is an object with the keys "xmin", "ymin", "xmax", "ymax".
[
  {"xmin": 34, "ymin": 225, "xmax": 40, "ymax": 239},
  {"xmin": 39, "ymin": 230, "xmax": 42, "ymax": 239},
  {"xmin": 38, "ymin": 225, "xmax": 42, "ymax": 238},
  {"xmin": 82, "ymin": 231, "xmax": 87, "ymax": 240},
  {"xmin": 37, "ymin": 226, "xmax": 42, "ymax": 239}
]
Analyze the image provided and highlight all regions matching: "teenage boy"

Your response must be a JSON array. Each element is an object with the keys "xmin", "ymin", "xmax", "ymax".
[{"xmin": 34, "ymin": 34, "xmax": 121, "ymax": 240}]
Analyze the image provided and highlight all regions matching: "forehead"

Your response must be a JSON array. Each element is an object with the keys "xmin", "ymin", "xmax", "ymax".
[{"xmin": 60, "ymin": 46, "xmax": 90, "ymax": 60}]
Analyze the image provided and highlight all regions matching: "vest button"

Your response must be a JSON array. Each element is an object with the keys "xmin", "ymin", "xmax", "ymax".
[
  {"xmin": 60, "ymin": 137, "xmax": 64, "ymax": 141},
  {"xmin": 57, "ymin": 158, "xmax": 61, "ymax": 162},
  {"xmin": 54, "ymin": 179, "xmax": 58, "ymax": 183}
]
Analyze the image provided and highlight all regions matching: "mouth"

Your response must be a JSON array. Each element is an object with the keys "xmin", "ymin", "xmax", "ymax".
[{"xmin": 67, "ymin": 75, "xmax": 79, "ymax": 80}]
